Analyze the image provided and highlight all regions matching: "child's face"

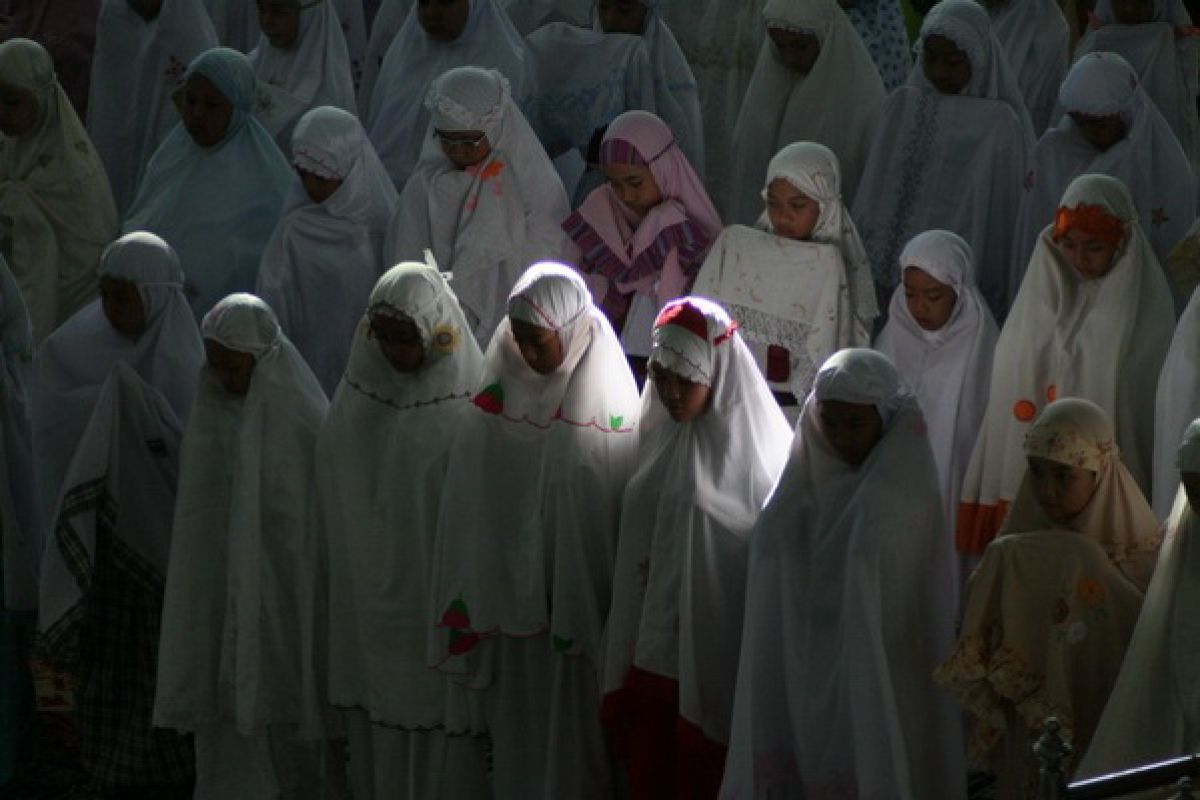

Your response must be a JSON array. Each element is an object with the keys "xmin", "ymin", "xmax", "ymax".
[
  {"xmin": 0, "ymin": 84, "xmax": 37, "ymax": 138},
  {"xmin": 1057, "ymin": 227, "xmax": 1119, "ymax": 281},
  {"xmin": 1112, "ymin": 0, "xmax": 1154, "ymax": 23},
  {"xmin": 511, "ymin": 318, "xmax": 565, "ymax": 375},
  {"xmin": 650, "ymin": 361, "xmax": 711, "ymax": 422},
  {"xmin": 180, "ymin": 73, "xmax": 233, "ymax": 148},
  {"xmin": 1027, "ymin": 456, "xmax": 1098, "ymax": 525},
  {"xmin": 598, "ymin": 0, "xmax": 648, "ymax": 34},
  {"xmin": 257, "ymin": 0, "xmax": 302, "ymax": 49},
  {"xmin": 127, "ymin": 0, "xmax": 163, "ymax": 21},
  {"xmin": 296, "ymin": 166, "xmax": 344, "ymax": 204},
  {"xmin": 922, "ymin": 34, "xmax": 972, "ymax": 95},
  {"xmin": 603, "ymin": 163, "xmax": 662, "ymax": 217},
  {"xmin": 902, "ymin": 266, "xmax": 957, "ymax": 331},
  {"xmin": 1183, "ymin": 471, "xmax": 1200, "ymax": 513},
  {"xmin": 768, "ymin": 28, "xmax": 821, "ymax": 75},
  {"xmin": 419, "ymin": 0, "xmax": 470, "ymax": 42},
  {"xmin": 766, "ymin": 178, "xmax": 820, "ymax": 241},
  {"xmin": 204, "ymin": 339, "xmax": 257, "ymax": 396},
  {"xmin": 1069, "ymin": 111, "xmax": 1127, "ymax": 152},
  {"xmin": 100, "ymin": 276, "xmax": 146, "ymax": 339},
  {"xmin": 434, "ymin": 129, "xmax": 492, "ymax": 170},
  {"xmin": 818, "ymin": 399, "xmax": 883, "ymax": 467},
  {"xmin": 369, "ymin": 312, "xmax": 425, "ymax": 373}
]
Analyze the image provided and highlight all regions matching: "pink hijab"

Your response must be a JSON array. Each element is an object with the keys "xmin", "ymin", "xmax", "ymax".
[{"xmin": 563, "ymin": 110, "xmax": 722, "ymax": 326}]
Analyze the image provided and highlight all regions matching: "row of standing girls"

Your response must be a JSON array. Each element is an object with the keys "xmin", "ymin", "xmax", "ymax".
[{"xmin": 5, "ymin": 0, "xmax": 1200, "ymax": 798}]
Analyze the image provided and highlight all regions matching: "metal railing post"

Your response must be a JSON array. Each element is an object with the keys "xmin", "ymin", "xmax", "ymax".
[{"xmin": 1036, "ymin": 717, "xmax": 1072, "ymax": 800}]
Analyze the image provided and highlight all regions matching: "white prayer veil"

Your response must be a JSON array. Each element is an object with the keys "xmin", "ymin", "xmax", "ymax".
[
  {"xmin": 957, "ymin": 174, "xmax": 1174, "ymax": 558},
  {"xmin": 257, "ymin": 105, "xmax": 398, "ymax": 396},
  {"xmin": 875, "ymin": 229, "xmax": 998, "ymax": 548},
  {"xmin": 983, "ymin": 0, "xmax": 1070, "ymax": 134},
  {"xmin": 0, "ymin": 37, "xmax": 118, "ymax": 342},
  {"xmin": 33, "ymin": 232, "xmax": 203, "ymax": 550},
  {"xmin": 602, "ymin": 297, "xmax": 791, "ymax": 747},
  {"xmin": 364, "ymin": 0, "xmax": 534, "ymax": 188},
  {"xmin": 911, "ymin": 0, "xmax": 1036, "ymax": 140},
  {"xmin": 852, "ymin": 0, "xmax": 1032, "ymax": 318},
  {"xmin": 1080, "ymin": 418, "xmax": 1200, "ymax": 780},
  {"xmin": 721, "ymin": 348, "xmax": 965, "ymax": 799},
  {"xmin": 155, "ymin": 293, "xmax": 329, "ymax": 738},
  {"xmin": 728, "ymin": 0, "xmax": 885, "ymax": 221},
  {"xmin": 1014, "ymin": 51, "xmax": 1195, "ymax": 284},
  {"xmin": 1076, "ymin": 0, "xmax": 1200, "ymax": 170},
  {"xmin": 321, "ymin": 260, "xmax": 484, "ymax": 730},
  {"xmin": 761, "ymin": 141, "xmax": 878, "ymax": 337},
  {"xmin": 429, "ymin": 261, "xmax": 639, "ymax": 675},
  {"xmin": 385, "ymin": 66, "xmax": 573, "ymax": 347},
  {"xmin": 248, "ymin": 0, "xmax": 356, "ymax": 149}
]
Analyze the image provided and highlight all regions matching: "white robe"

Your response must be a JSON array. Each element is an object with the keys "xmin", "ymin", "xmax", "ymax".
[
  {"xmin": 318, "ymin": 264, "xmax": 487, "ymax": 799},
  {"xmin": 248, "ymin": 0, "xmax": 356, "ymax": 151},
  {"xmin": 257, "ymin": 107, "xmax": 398, "ymax": 396},
  {"xmin": 721, "ymin": 349, "xmax": 965, "ymax": 800}
]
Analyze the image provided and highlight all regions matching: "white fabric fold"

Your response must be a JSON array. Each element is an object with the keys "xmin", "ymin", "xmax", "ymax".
[
  {"xmin": 385, "ymin": 67, "xmax": 574, "ymax": 346},
  {"xmin": 602, "ymin": 296, "xmax": 792, "ymax": 745},
  {"xmin": 257, "ymin": 106, "xmax": 398, "ymax": 396},
  {"xmin": 721, "ymin": 348, "xmax": 965, "ymax": 799},
  {"xmin": 155, "ymin": 294, "xmax": 329, "ymax": 739}
]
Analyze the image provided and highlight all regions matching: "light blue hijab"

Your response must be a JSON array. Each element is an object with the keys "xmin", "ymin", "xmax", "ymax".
[{"xmin": 123, "ymin": 47, "xmax": 292, "ymax": 320}]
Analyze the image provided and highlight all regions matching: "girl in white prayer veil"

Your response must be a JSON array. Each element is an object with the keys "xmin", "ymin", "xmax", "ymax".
[
  {"xmin": 155, "ymin": 293, "xmax": 331, "ymax": 800},
  {"xmin": 982, "ymin": 0, "xmax": 1069, "ymax": 134},
  {"xmin": 852, "ymin": 0, "xmax": 1034, "ymax": 320},
  {"xmin": 694, "ymin": 142, "xmax": 873, "ymax": 404},
  {"xmin": 1014, "ymin": 52, "xmax": 1196, "ymax": 288},
  {"xmin": 727, "ymin": 0, "xmax": 885, "ymax": 223},
  {"xmin": 592, "ymin": 0, "xmax": 705, "ymax": 179},
  {"xmin": 602, "ymin": 297, "xmax": 791, "ymax": 799},
  {"xmin": 720, "ymin": 348, "xmax": 965, "ymax": 800},
  {"xmin": 32, "ymin": 232, "xmax": 203, "ymax": 548},
  {"xmin": 364, "ymin": 0, "xmax": 534, "ymax": 188},
  {"xmin": 429, "ymin": 262, "xmax": 638, "ymax": 800},
  {"xmin": 957, "ymin": 174, "xmax": 1173, "ymax": 563},
  {"xmin": 0, "ymin": 38, "xmax": 118, "ymax": 343},
  {"xmin": 319, "ymin": 261, "xmax": 488, "ymax": 800},
  {"xmin": 123, "ymin": 47, "xmax": 292, "ymax": 321},
  {"xmin": 1155, "ymin": 289, "xmax": 1200, "ymax": 518},
  {"xmin": 385, "ymin": 67, "xmax": 574, "ymax": 347},
  {"xmin": 257, "ymin": 106, "xmax": 398, "ymax": 396},
  {"xmin": 207, "ymin": 0, "xmax": 367, "ymax": 87},
  {"xmin": 876, "ymin": 230, "xmax": 998, "ymax": 585},
  {"xmin": 1079, "ymin": 419, "xmax": 1200, "ymax": 782},
  {"xmin": 249, "ymin": 0, "xmax": 356, "ymax": 152},
  {"xmin": 39, "ymin": 363, "xmax": 195, "ymax": 796},
  {"xmin": 937, "ymin": 399, "xmax": 1153, "ymax": 798},
  {"xmin": 87, "ymin": 0, "xmax": 217, "ymax": 215},
  {"xmin": 1076, "ymin": 0, "xmax": 1200, "ymax": 172}
]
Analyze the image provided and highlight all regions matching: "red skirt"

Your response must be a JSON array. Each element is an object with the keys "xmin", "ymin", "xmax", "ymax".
[{"xmin": 601, "ymin": 666, "xmax": 727, "ymax": 799}]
